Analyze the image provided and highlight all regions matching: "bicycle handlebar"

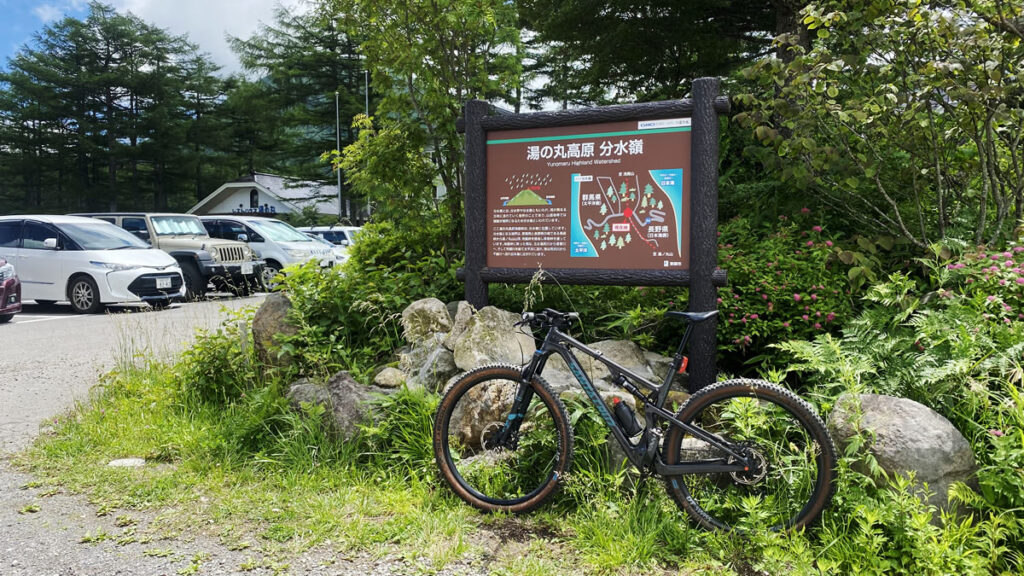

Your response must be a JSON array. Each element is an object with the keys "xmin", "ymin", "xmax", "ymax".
[{"xmin": 520, "ymin": 309, "xmax": 579, "ymax": 329}]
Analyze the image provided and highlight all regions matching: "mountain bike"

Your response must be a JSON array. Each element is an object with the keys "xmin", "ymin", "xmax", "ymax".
[{"xmin": 432, "ymin": 308, "xmax": 837, "ymax": 531}]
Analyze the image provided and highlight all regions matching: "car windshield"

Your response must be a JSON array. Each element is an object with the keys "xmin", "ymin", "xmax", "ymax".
[
  {"xmin": 249, "ymin": 219, "xmax": 311, "ymax": 242},
  {"xmin": 151, "ymin": 216, "xmax": 208, "ymax": 236},
  {"xmin": 61, "ymin": 222, "xmax": 150, "ymax": 250}
]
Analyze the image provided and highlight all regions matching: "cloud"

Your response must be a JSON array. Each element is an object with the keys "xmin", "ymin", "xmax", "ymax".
[
  {"xmin": 32, "ymin": 4, "xmax": 63, "ymax": 22},
  {"xmin": 109, "ymin": 0, "xmax": 300, "ymax": 74}
]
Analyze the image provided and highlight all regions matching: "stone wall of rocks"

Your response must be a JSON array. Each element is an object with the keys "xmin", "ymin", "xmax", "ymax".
[{"xmin": 252, "ymin": 295, "xmax": 980, "ymax": 513}]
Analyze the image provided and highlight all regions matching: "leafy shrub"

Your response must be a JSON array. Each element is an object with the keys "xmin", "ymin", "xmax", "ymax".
[
  {"xmin": 779, "ymin": 255, "xmax": 1024, "ymax": 571},
  {"xmin": 715, "ymin": 213, "xmax": 856, "ymax": 358},
  {"xmin": 176, "ymin": 307, "xmax": 262, "ymax": 404},
  {"xmin": 275, "ymin": 220, "xmax": 463, "ymax": 378}
]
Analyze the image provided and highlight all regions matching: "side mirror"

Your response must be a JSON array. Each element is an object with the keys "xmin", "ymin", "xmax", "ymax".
[
  {"xmin": 340, "ymin": 239, "xmax": 350, "ymax": 246},
  {"xmin": 237, "ymin": 234, "xmax": 249, "ymax": 242},
  {"xmin": 43, "ymin": 237, "xmax": 58, "ymax": 249}
]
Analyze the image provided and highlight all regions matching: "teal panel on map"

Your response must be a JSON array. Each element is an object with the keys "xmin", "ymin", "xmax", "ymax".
[
  {"xmin": 570, "ymin": 174, "xmax": 598, "ymax": 258},
  {"xmin": 649, "ymin": 169, "xmax": 684, "ymax": 257}
]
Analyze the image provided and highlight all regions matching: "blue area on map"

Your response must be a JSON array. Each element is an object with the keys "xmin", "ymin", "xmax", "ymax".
[
  {"xmin": 570, "ymin": 174, "xmax": 598, "ymax": 258},
  {"xmin": 648, "ymin": 169, "xmax": 684, "ymax": 256}
]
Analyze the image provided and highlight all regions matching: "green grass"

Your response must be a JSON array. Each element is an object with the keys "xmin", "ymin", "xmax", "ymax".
[{"xmin": 15, "ymin": 341, "xmax": 1020, "ymax": 575}]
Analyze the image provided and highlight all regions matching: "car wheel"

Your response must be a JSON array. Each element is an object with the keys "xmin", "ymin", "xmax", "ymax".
[
  {"xmin": 0, "ymin": 313, "xmax": 12, "ymax": 323},
  {"xmin": 180, "ymin": 261, "xmax": 206, "ymax": 300},
  {"xmin": 262, "ymin": 261, "xmax": 282, "ymax": 289},
  {"xmin": 68, "ymin": 276, "xmax": 103, "ymax": 314}
]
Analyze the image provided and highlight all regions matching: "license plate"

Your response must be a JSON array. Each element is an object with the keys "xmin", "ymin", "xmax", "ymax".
[
  {"xmin": 156, "ymin": 277, "xmax": 172, "ymax": 289},
  {"xmin": 242, "ymin": 262, "xmax": 254, "ymax": 275}
]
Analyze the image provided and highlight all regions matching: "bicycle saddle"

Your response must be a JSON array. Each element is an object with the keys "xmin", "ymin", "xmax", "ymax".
[{"xmin": 664, "ymin": 310, "xmax": 719, "ymax": 323}]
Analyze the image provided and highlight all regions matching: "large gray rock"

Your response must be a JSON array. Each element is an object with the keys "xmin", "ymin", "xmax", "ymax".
[
  {"xmin": 543, "ymin": 339, "xmax": 656, "ymax": 395},
  {"xmin": 401, "ymin": 298, "xmax": 452, "ymax": 345},
  {"xmin": 252, "ymin": 293, "xmax": 298, "ymax": 368},
  {"xmin": 828, "ymin": 393, "xmax": 978, "ymax": 512},
  {"xmin": 399, "ymin": 333, "xmax": 459, "ymax": 392},
  {"xmin": 286, "ymin": 372, "xmax": 396, "ymax": 441},
  {"xmin": 410, "ymin": 346, "xmax": 459, "ymax": 393},
  {"xmin": 452, "ymin": 306, "xmax": 536, "ymax": 370},
  {"xmin": 444, "ymin": 301, "xmax": 475, "ymax": 351}
]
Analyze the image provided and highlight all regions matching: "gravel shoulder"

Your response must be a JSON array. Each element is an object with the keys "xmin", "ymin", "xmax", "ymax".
[{"xmin": 0, "ymin": 297, "xmax": 298, "ymax": 575}]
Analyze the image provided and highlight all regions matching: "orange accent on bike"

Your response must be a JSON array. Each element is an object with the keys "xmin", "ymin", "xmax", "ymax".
[{"xmin": 677, "ymin": 356, "xmax": 689, "ymax": 374}]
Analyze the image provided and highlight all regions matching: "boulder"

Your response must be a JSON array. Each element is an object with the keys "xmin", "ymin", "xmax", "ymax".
[
  {"xmin": 252, "ymin": 293, "xmax": 298, "ymax": 368},
  {"xmin": 828, "ymin": 393, "xmax": 978, "ymax": 512},
  {"xmin": 401, "ymin": 298, "xmax": 452, "ymax": 345},
  {"xmin": 399, "ymin": 333, "xmax": 459, "ymax": 392},
  {"xmin": 410, "ymin": 346, "xmax": 459, "ymax": 393},
  {"xmin": 543, "ymin": 339, "xmax": 656, "ymax": 395},
  {"xmin": 286, "ymin": 372, "xmax": 396, "ymax": 441},
  {"xmin": 373, "ymin": 367, "xmax": 407, "ymax": 389},
  {"xmin": 444, "ymin": 301, "xmax": 475, "ymax": 351},
  {"xmin": 452, "ymin": 306, "xmax": 536, "ymax": 370}
]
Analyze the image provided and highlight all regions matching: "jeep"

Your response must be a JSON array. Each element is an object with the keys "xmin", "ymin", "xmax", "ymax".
[{"xmin": 72, "ymin": 212, "xmax": 265, "ymax": 299}]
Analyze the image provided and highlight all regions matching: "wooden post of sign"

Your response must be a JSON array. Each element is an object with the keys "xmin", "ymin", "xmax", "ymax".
[
  {"xmin": 688, "ymin": 77, "xmax": 721, "ymax": 392},
  {"xmin": 464, "ymin": 100, "xmax": 489, "ymax": 308}
]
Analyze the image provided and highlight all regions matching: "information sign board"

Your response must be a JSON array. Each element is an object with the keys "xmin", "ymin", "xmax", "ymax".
[{"xmin": 485, "ymin": 119, "xmax": 692, "ymax": 270}]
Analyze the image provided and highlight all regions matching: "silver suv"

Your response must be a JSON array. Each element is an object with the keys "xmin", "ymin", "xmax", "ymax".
[{"xmin": 72, "ymin": 213, "xmax": 264, "ymax": 299}]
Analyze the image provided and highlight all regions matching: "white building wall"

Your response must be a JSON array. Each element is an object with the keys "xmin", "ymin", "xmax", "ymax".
[{"xmin": 201, "ymin": 186, "xmax": 293, "ymax": 216}]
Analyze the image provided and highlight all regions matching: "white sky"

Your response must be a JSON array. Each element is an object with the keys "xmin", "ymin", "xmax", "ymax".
[{"xmin": 26, "ymin": 0, "xmax": 304, "ymax": 74}]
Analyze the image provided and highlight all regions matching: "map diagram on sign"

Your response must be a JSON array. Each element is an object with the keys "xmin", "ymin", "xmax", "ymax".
[
  {"xmin": 500, "ymin": 173, "xmax": 554, "ymax": 206},
  {"xmin": 570, "ymin": 169, "xmax": 684, "ymax": 264}
]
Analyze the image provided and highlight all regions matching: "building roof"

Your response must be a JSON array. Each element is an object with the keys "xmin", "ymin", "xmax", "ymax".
[{"xmin": 188, "ymin": 172, "xmax": 341, "ymax": 216}]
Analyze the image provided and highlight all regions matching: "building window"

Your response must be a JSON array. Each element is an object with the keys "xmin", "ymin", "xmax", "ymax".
[{"xmin": 250, "ymin": 189, "xmax": 259, "ymax": 209}]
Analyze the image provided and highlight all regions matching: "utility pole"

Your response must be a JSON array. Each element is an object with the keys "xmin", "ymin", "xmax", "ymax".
[{"xmin": 335, "ymin": 90, "xmax": 343, "ymax": 221}]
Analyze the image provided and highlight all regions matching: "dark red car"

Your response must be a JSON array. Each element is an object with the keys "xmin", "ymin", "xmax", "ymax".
[{"xmin": 0, "ymin": 256, "xmax": 22, "ymax": 323}]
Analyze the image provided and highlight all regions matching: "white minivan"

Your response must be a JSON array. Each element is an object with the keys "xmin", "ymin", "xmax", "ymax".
[
  {"xmin": 199, "ymin": 216, "xmax": 337, "ymax": 285},
  {"xmin": 0, "ymin": 215, "xmax": 184, "ymax": 313}
]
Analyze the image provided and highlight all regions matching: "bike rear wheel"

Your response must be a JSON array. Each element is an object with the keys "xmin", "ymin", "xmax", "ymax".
[
  {"xmin": 663, "ymin": 379, "xmax": 836, "ymax": 531},
  {"xmin": 433, "ymin": 365, "xmax": 573, "ymax": 513}
]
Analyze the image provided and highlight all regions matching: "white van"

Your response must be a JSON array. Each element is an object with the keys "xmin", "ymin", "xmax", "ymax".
[
  {"xmin": 200, "ymin": 216, "xmax": 337, "ymax": 285},
  {"xmin": 0, "ymin": 215, "xmax": 184, "ymax": 313}
]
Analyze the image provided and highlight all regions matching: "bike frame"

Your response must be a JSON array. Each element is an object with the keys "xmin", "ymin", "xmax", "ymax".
[{"xmin": 514, "ymin": 321, "xmax": 752, "ymax": 477}]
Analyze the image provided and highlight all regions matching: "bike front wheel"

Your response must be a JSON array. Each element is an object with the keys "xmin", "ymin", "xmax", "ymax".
[
  {"xmin": 433, "ymin": 365, "xmax": 573, "ymax": 513},
  {"xmin": 663, "ymin": 379, "xmax": 837, "ymax": 531}
]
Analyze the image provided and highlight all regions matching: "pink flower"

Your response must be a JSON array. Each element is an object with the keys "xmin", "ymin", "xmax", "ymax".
[
  {"xmin": 801, "ymin": 207, "xmax": 811, "ymax": 214},
  {"xmin": 750, "ymin": 314, "xmax": 759, "ymax": 320},
  {"xmin": 826, "ymin": 312, "xmax": 836, "ymax": 322},
  {"xmin": 762, "ymin": 294, "xmax": 768, "ymax": 300},
  {"xmin": 967, "ymin": 278, "xmax": 974, "ymax": 283},
  {"xmin": 1017, "ymin": 278, "xmax": 1024, "ymax": 285},
  {"xmin": 806, "ymin": 241, "xmax": 814, "ymax": 247},
  {"xmin": 782, "ymin": 322, "xmax": 790, "ymax": 327},
  {"xmin": 716, "ymin": 297, "xmax": 723, "ymax": 304},
  {"xmin": 814, "ymin": 323, "xmax": 822, "ymax": 329},
  {"xmin": 1015, "ymin": 246, "xmax": 1024, "ymax": 253},
  {"xmin": 990, "ymin": 429, "xmax": 1005, "ymax": 437},
  {"xmin": 802, "ymin": 314, "xmax": 809, "ymax": 321},
  {"xmin": 825, "ymin": 240, "xmax": 833, "ymax": 247},
  {"xmin": 811, "ymin": 293, "xmax": 818, "ymax": 301},
  {"xmin": 988, "ymin": 295, "xmax": 996, "ymax": 302},
  {"xmin": 1006, "ymin": 260, "xmax": 1016, "ymax": 267},
  {"xmin": 1000, "ymin": 279, "xmax": 1007, "ymax": 286},
  {"xmin": 794, "ymin": 293, "xmax": 802, "ymax": 301},
  {"xmin": 812, "ymin": 225, "xmax": 823, "ymax": 232}
]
